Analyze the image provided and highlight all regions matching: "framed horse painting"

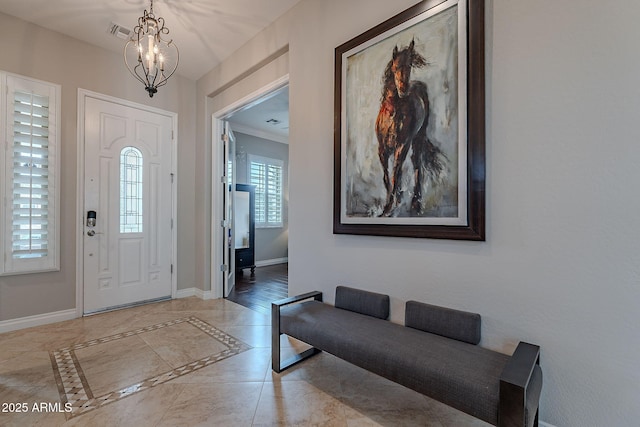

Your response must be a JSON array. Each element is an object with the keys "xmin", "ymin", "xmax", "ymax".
[{"xmin": 333, "ymin": 0, "xmax": 485, "ymax": 240}]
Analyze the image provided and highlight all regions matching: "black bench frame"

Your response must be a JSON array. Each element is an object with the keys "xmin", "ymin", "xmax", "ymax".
[
  {"xmin": 271, "ymin": 291, "xmax": 323, "ymax": 373},
  {"xmin": 272, "ymin": 291, "xmax": 541, "ymax": 427}
]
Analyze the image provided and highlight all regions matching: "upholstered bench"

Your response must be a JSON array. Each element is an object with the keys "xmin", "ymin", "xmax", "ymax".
[{"xmin": 272, "ymin": 286, "xmax": 542, "ymax": 427}]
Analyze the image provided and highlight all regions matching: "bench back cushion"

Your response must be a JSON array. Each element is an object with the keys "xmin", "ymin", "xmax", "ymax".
[
  {"xmin": 405, "ymin": 300, "xmax": 481, "ymax": 345},
  {"xmin": 335, "ymin": 286, "xmax": 390, "ymax": 319}
]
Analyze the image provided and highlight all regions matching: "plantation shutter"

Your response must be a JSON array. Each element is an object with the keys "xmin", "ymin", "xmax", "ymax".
[
  {"xmin": 266, "ymin": 164, "xmax": 282, "ymax": 225},
  {"xmin": 248, "ymin": 155, "xmax": 283, "ymax": 228},
  {"xmin": 12, "ymin": 91, "xmax": 51, "ymax": 259},
  {"xmin": 250, "ymin": 161, "xmax": 267, "ymax": 224},
  {"xmin": 1, "ymin": 73, "xmax": 60, "ymax": 275}
]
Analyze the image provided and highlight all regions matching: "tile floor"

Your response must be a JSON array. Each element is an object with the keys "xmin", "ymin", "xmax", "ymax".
[{"xmin": 0, "ymin": 297, "xmax": 490, "ymax": 426}]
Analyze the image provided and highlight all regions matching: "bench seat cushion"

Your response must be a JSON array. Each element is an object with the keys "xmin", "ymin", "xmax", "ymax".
[{"xmin": 280, "ymin": 300, "xmax": 510, "ymax": 425}]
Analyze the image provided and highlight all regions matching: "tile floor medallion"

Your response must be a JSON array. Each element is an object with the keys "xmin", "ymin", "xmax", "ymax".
[{"xmin": 49, "ymin": 316, "xmax": 250, "ymax": 419}]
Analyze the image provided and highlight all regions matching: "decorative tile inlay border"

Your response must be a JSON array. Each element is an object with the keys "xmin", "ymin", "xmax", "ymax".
[{"xmin": 49, "ymin": 316, "xmax": 250, "ymax": 419}]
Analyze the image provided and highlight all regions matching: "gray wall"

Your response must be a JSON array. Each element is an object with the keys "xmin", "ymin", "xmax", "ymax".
[
  {"xmin": 0, "ymin": 12, "xmax": 198, "ymax": 321},
  {"xmin": 234, "ymin": 132, "xmax": 289, "ymax": 263},
  {"xmin": 196, "ymin": 0, "xmax": 640, "ymax": 426},
  {"xmin": 1, "ymin": 0, "xmax": 637, "ymax": 424}
]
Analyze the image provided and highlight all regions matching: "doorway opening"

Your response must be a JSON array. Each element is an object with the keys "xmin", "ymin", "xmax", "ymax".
[{"xmin": 213, "ymin": 80, "xmax": 289, "ymax": 312}]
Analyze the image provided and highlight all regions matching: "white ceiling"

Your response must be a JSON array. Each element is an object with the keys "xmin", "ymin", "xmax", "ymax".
[
  {"xmin": 0, "ymin": 0, "xmax": 302, "ymax": 81},
  {"xmin": 0, "ymin": 0, "xmax": 291, "ymax": 140},
  {"xmin": 228, "ymin": 86, "xmax": 289, "ymax": 142}
]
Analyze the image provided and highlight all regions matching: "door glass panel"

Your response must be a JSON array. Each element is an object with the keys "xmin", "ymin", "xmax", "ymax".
[{"xmin": 119, "ymin": 146, "xmax": 143, "ymax": 233}]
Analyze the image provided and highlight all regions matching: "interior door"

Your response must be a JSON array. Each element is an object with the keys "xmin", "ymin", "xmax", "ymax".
[
  {"xmin": 222, "ymin": 121, "xmax": 236, "ymax": 297},
  {"xmin": 83, "ymin": 96, "xmax": 173, "ymax": 314}
]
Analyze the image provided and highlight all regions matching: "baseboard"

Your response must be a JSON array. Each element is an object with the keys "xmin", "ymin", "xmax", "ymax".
[
  {"xmin": 0, "ymin": 289, "xmax": 219, "ymax": 333},
  {"xmin": 255, "ymin": 257, "xmax": 288, "ymax": 267},
  {"xmin": 539, "ymin": 422, "xmax": 556, "ymax": 427},
  {"xmin": 0, "ymin": 309, "xmax": 77, "ymax": 334},
  {"xmin": 175, "ymin": 288, "xmax": 196, "ymax": 299},
  {"xmin": 175, "ymin": 287, "xmax": 215, "ymax": 300}
]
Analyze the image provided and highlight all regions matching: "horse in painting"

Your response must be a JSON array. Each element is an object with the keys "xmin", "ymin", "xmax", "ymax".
[{"xmin": 375, "ymin": 39, "xmax": 445, "ymax": 216}]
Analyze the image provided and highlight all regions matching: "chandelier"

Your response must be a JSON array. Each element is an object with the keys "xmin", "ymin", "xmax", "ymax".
[{"xmin": 124, "ymin": 0, "xmax": 179, "ymax": 97}]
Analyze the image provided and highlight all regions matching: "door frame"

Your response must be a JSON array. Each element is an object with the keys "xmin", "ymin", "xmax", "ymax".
[
  {"xmin": 75, "ymin": 89, "xmax": 178, "ymax": 317},
  {"xmin": 210, "ymin": 74, "xmax": 289, "ymax": 298}
]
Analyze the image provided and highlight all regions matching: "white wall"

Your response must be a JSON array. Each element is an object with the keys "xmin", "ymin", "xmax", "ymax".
[
  {"xmin": 0, "ymin": 12, "xmax": 197, "ymax": 321},
  {"xmin": 197, "ymin": 0, "xmax": 640, "ymax": 425}
]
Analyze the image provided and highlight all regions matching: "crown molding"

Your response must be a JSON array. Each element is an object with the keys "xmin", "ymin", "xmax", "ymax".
[{"xmin": 231, "ymin": 123, "xmax": 289, "ymax": 145}]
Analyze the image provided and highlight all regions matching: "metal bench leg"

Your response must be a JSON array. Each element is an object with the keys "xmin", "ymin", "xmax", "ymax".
[{"xmin": 271, "ymin": 292, "xmax": 323, "ymax": 373}]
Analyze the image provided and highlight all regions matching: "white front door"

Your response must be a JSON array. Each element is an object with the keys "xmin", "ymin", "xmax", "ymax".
[{"xmin": 83, "ymin": 96, "xmax": 174, "ymax": 314}]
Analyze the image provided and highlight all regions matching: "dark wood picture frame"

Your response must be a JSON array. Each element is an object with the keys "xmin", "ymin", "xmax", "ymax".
[{"xmin": 333, "ymin": 0, "xmax": 485, "ymax": 240}]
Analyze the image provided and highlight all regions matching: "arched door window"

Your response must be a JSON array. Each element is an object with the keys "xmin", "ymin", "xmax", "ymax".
[{"xmin": 120, "ymin": 147, "xmax": 143, "ymax": 233}]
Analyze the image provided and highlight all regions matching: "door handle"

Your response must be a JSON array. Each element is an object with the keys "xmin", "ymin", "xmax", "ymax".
[{"xmin": 87, "ymin": 230, "xmax": 103, "ymax": 237}]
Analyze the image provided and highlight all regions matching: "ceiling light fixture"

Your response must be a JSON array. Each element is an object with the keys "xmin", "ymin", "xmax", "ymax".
[{"xmin": 124, "ymin": 0, "xmax": 179, "ymax": 97}]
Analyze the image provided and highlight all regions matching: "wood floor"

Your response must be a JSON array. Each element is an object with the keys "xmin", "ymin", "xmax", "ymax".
[{"xmin": 227, "ymin": 263, "xmax": 288, "ymax": 315}]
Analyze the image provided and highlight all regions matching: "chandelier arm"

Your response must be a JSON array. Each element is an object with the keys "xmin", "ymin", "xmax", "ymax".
[
  {"xmin": 157, "ymin": 44, "xmax": 180, "ymax": 86},
  {"xmin": 136, "ymin": 64, "xmax": 152, "ymax": 87},
  {"xmin": 150, "ymin": 66, "xmax": 160, "ymax": 87},
  {"xmin": 124, "ymin": 42, "xmax": 150, "ymax": 86}
]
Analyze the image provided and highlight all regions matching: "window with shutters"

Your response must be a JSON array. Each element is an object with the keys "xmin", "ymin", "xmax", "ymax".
[
  {"xmin": 0, "ymin": 72, "xmax": 61, "ymax": 275},
  {"xmin": 248, "ymin": 154, "xmax": 283, "ymax": 228}
]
